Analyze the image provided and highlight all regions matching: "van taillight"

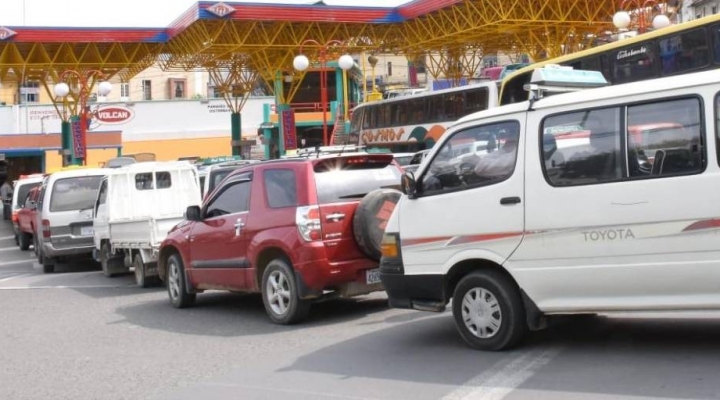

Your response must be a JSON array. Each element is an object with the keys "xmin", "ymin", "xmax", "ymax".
[
  {"xmin": 296, "ymin": 206, "xmax": 322, "ymax": 242},
  {"xmin": 42, "ymin": 219, "xmax": 51, "ymax": 239}
]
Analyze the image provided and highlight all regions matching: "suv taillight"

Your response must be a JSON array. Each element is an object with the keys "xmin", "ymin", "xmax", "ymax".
[
  {"xmin": 296, "ymin": 206, "xmax": 322, "ymax": 242},
  {"xmin": 42, "ymin": 219, "xmax": 51, "ymax": 240}
]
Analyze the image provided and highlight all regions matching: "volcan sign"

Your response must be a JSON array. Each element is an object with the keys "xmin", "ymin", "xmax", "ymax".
[{"xmin": 95, "ymin": 106, "xmax": 134, "ymax": 125}]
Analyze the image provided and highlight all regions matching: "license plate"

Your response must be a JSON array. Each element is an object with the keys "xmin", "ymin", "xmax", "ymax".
[
  {"xmin": 365, "ymin": 268, "xmax": 382, "ymax": 285},
  {"xmin": 80, "ymin": 226, "xmax": 94, "ymax": 236}
]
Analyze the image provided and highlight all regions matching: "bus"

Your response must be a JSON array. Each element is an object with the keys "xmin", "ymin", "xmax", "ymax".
[
  {"xmin": 349, "ymin": 81, "xmax": 500, "ymax": 152},
  {"xmin": 500, "ymin": 13, "xmax": 720, "ymax": 105}
]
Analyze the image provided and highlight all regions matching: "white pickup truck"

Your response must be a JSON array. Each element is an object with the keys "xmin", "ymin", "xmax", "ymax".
[{"xmin": 93, "ymin": 161, "xmax": 201, "ymax": 287}]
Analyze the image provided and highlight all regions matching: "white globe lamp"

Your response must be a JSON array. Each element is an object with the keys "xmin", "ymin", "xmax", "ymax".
[
  {"xmin": 98, "ymin": 81, "xmax": 112, "ymax": 96},
  {"xmin": 613, "ymin": 11, "xmax": 631, "ymax": 30},
  {"xmin": 652, "ymin": 14, "xmax": 671, "ymax": 30},
  {"xmin": 54, "ymin": 82, "xmax": 70, "ymax": 98},
  {"xmin": 338, "ymin": 54, "xmax": 354, "ymax": 71},
  {"xmin": 293, "ymin": 54, "xmax": 310, "ymax": 72}
]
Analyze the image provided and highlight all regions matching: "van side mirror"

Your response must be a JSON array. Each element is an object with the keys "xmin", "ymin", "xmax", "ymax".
[
  {"xmin": 185, "ymin": 205, "xmax": 202, "ymax": 222},
  {"xmin": 401, "ymin": 171, "xmax": 418, "ymax": 199}
]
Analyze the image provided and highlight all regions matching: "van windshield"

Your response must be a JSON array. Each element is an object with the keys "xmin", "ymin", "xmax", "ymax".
[{"xmin": 50, "ymin": 175, "xmax": 104, "ymax": 212}]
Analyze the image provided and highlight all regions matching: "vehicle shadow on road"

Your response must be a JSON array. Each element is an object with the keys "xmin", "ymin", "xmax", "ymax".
[
  {"xmin": 280, "ymin": 313, "xmax": 720, "ymax": 399},
  {"xmin": 113, "ymin": 291, "xmax": 391, "ymax": 337}
]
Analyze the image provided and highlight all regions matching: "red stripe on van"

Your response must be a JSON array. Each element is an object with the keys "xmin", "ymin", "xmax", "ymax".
[
  {"xmin": 447, "ymin": 232, "xmax": 524, "ymax": 246},
  {"xmin": 683, "ymin": 219, "xmax": 720, "ymax": 232}
]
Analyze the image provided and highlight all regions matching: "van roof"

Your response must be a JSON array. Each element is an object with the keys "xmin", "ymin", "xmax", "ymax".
[
  {"xmin": 48, "ymin": 167, "xmax": 107, "ymax": 180},
  {"xmin": 456, "ymin": 68, "xmax": 720, "ymax": 126}
]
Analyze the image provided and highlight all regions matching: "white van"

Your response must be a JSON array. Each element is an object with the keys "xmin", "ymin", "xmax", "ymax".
[
  {"xmin": 35, "ymin": 168, "xmax": 107, "ymax": 273},
  {"xmin": 380, "ymin": 67, "xmax": 719, "ymax": 351},
  {"xmin": 93, "ymin": 161, "xmax": 201, "ymax": 287}
]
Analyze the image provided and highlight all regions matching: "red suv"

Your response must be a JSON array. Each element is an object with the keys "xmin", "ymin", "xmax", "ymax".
[{"xmin": 158, "ymin": 153, "xmax": 403, "ymax": 324}]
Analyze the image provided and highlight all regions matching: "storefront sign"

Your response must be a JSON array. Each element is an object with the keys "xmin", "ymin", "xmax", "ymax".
[
  {"xmin": 207, "ymin": 2, "xmax": 236, "ymax": 17},
  {"xmin": 281, "ymin": 108, "xmax": 297, "ymax": 150},
  {"xmin": 95, "ymin": 106, "xmax": 134, "ymax": 125},
  {"xmin": 71, "ymin": 116, "xmax": 86, "ymax": 159}
]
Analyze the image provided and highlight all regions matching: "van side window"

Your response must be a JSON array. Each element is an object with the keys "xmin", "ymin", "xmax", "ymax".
[
  {"xmin": 543, "ymin": 108, "xmax": 623, "ymax": 186},
  {"xmin": 542, "ymin": 97, "xmax": 704, "ymax": 186},
  {"xmin": 627, "ymin": 98, "xmax": 703, "ymax": 177},
  {"xmin": 420, "ymin": 121, "xmax": 520, "ymax": 195}
]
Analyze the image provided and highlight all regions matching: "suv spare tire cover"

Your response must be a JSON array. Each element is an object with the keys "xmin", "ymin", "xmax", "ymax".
[{"xmin": 352, "ymin": 188, "xmax": 403, "ymax": 261}]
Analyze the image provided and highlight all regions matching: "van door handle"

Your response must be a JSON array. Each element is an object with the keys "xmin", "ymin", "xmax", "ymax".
[{"xmin": 500, "ymin": 197, "xmax": 521, "ymax": 205}]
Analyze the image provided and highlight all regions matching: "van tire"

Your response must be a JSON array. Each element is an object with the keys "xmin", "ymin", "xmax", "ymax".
[
  {"xmin": 18, "ymin": 232, "xmax": 31, "ymax": 251},
  {"xmin": 100, "ymin": 242, "xmax": 123, "ymax": 278},
  {"xmin": 167, "ymin": 253, "xmax": 195, "ymax": 308},
  {"xmin": 452, "ymin": 270, "xmax": 527, "ymax": 351},
  {"xmin": 352, "ymin": 188, "xmax": 403, "ymax": 261},
  {"xmin": 42, "ymin": 263, "xmax": 54, "ymax": 274},
  {"xmin": 261, "ymin": 258, "xmax": 310, "ymax": 325}
]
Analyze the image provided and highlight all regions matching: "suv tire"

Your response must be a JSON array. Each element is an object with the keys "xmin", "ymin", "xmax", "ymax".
[
  {"xmin": 353, "ymin": 188, "xmax": 402, "ymax": 261},
  {"xmin": 261, "ymin": 258, "xmax": 311, "ymax": 325},
  {"xmin": 452, "ymin": 270, "xmax": 527, "ymax": 351},
  {"xmin": 167, "ymin": 253, "xmax": 195, "ymax": 308}
]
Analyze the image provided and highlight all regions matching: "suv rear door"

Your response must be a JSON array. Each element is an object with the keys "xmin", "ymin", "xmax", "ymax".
[{"xmin": 312, "ymin": 155, "xmax": 401, "ymax": 263}]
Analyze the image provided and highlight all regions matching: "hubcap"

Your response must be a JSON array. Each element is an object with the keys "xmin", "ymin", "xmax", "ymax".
[
  {"xmin": 266, "ymin": 270, "xmax": 291, "ymax": 316},
  {"xmin": 168, "ymin": 260, "xmax": 181, "ymax": 301},
  {"xmin": 462, "ymin": 287, "xmax": 502, "ymax": 339}
]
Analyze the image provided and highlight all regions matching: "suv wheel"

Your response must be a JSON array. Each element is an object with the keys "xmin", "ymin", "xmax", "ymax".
[
  {"xmin": 452, "ymin": 270, "xmax": 527, "ymax": 351},
  {"xmin": 167, "ymin": 253, "xmax": 195, "ymax": 308},
  {"xmin": 261, "ymin": 259, "xmax": 310, "ymax": 325}
]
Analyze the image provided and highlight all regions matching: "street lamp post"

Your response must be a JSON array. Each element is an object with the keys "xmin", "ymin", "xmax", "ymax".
[
  {"xmin": 613, "ymin": 0, "xmax": 673, "ymax": 34},
  {"xmin": 293, "ymin": 39, "xmax": 353, "ymax": 147},
  {"xmin": 54, "ymin": 70, "xmax": 111, "ymax": 166}
]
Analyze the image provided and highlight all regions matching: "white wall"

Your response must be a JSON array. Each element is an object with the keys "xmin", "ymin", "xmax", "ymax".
[{"xmin": 0, "ymin": 97, "xmax": 273, "ymax": 141}]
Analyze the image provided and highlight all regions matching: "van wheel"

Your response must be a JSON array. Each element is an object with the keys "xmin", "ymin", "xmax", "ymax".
[
  {"xmin": 261, "ymin": 259, "xmax": 310, "ymax": 325},
  {"xmin": 167, "ymin": 253, "xmax": 195, "ymax": 308},
  {"xmin": 452, "ymin": 270, "xmax": 527, "ymax": 351},
  {"xmin": 18, "ymin": 232, "xmax": 31, "ymax": 251},
  {"xmin": 134, "ymin": 253, "xmax": 160, "ymax": 288}
]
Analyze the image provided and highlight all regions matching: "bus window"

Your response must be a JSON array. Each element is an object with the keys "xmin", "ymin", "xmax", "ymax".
[
  {"xmin": 428, "ymin": 94, "xmax": 445, "ymax": 122},
  {"xmin": 564, "ymin": 55, "xmax": 611, "ymax": 82},
  {"xmin": 612, "ymin": 42, "xmax": 658, "ymax": 84},
  {"xmin": 713, "ymin": 24, "xmax": 720, "ymax": 64},
  {"xmin": 351, "ymin": 107, "xmax": 364, "ymax": 133},
  {"xmin": 465, "ymin": 87, "xmax": 489, "ymax": 114},
  {"xmin": 443, "ymin": 93, "xmax": 463, "ymax": 121},
  {"xmin": 408, "ymin": 98, "xmax": 425, "ymax": 125},
  {"xmin": 659, "ymin": 28, "xmax": 710, "ymax": 76}
]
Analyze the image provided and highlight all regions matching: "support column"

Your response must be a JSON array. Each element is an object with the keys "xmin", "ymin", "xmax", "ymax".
[
  {"xmin": 231, "ymin": 112, "xmax": 241, "ymax": 157},
  {"xmin": 60, "ymin": 120, "xmax": 77, "ymax": 167}
]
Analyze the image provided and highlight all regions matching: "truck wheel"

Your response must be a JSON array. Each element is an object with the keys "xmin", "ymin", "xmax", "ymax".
[
  {"xmin": 452, "ymin": 270, "xmax": 527, "ymax": 351},
  {"xmin": 134, "ymin": 253, "xmax": 161, "ymax": 288},
  {"xmin": 100, "ymin": 242, "xmax": 123, "ymax": 278},
  {"xmin": 261, "ymin": 258, "xmax": 311, "ymax": 325},
  {"xmin": 167, "ymin": 253, "xmax": 195, "ymax": 308},
  {"xmin": 18, "ymin": 232, "xmax": 31, "ymax": 251},
  {"xmin": 33, "ymin": 234, "xmax": 39, "ymax": 257}
]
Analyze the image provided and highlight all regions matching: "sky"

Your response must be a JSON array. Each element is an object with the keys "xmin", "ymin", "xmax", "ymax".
[{"xmin": 0, "ymin": 0, "xmax": 412, "ymax": 27}]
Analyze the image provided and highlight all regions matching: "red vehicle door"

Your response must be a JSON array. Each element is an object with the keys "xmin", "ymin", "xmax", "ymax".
[
  {"xmin": 188, "ymin": 175, "xmax": 252, "ymax": 290},
  {"xmin": 18, "ymin": 187, "xmax": 39, "ymax": 234}
]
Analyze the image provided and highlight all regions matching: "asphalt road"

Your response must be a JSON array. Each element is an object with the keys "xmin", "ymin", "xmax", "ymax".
[{"xmin": 2, "ymin": 220, "xmax": 720, "ymax": 400}]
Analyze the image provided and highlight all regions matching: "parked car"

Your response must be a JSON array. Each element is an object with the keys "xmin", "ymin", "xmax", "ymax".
[
  {"xmin": 16, "ymin": 186, "xmax": 41, "ymax": 251},
  {"xmin": 10, "ymin": 174, "xmax": 43, "ymax": 245},
  {"xmin": 201, "ymin": 159, "xmax": 260, "ymax": 199},
  {"xmin": 93, "ymin": 161, "xmax": 202, "ymax": 287},
  {"xmin": 158, "ymin": 152, "xmax": 403, "ymax": 324},
  {"xmin": 35, "ymin": 168, "xmax": 107, "ymax": 273}
]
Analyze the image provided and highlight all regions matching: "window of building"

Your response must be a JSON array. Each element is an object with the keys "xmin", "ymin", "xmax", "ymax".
[
  {"xmin": 20, "ymin": 81, "xmax": 40, "ymax": 103},
  {"xmin": 168, "ymin": 78, "xmax": 186, "ymax": 99},
  {"xmin": 387, "ymin": 62, "xmax": 392, "ymax": 77},
  {"xmin": 141, "ymin": 80, "xmax": 152, "ymax": 101},
  {"xmin": 120, "ymin": 83, "xmax": 130, "ymax": 99}
]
